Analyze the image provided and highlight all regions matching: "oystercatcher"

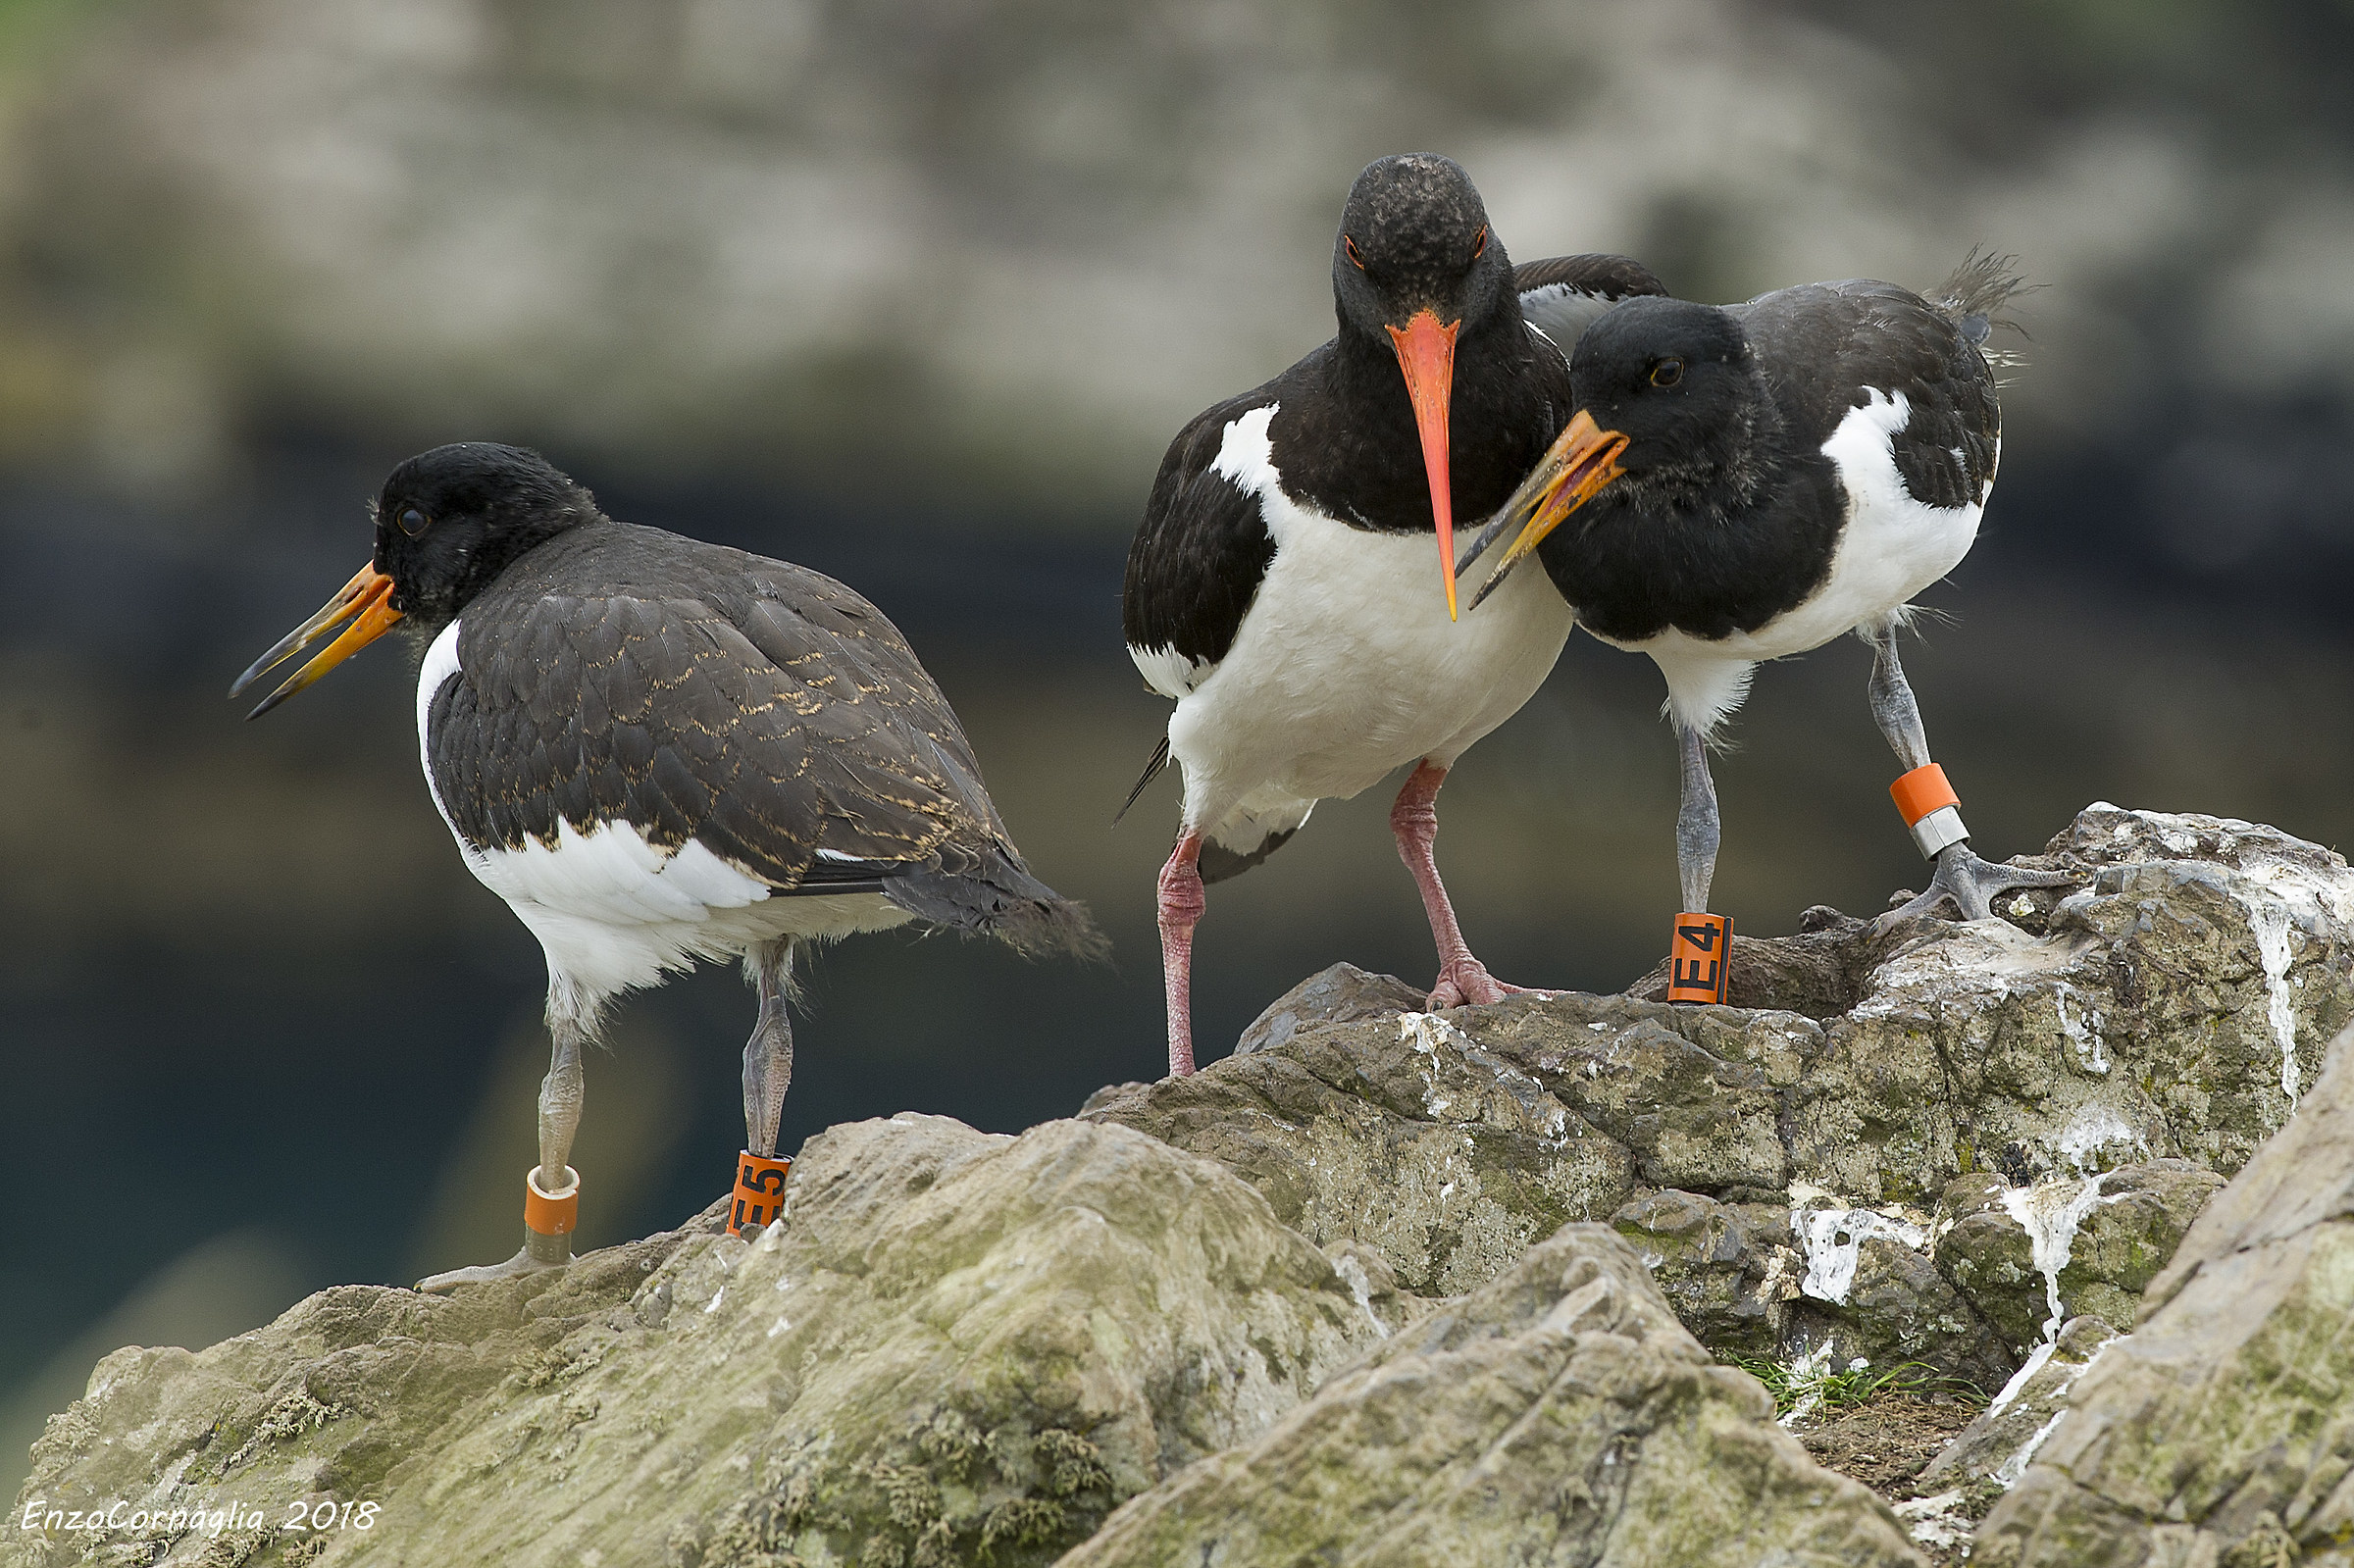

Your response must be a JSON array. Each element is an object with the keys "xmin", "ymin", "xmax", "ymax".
[
  {"xmin": 1121, "ymin": 153, "xmax": 1664, "ymax": 1073},
  {"xmin": 1464, "ymin": 256, "xmax": 2075, "ymax": 989},
  {"xmin": 232, "ymin": 443, "xmax": 1099, "ymax": 1289}
]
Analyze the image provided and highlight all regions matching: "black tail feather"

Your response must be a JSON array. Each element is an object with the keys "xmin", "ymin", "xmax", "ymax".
[
  {"xmin": 1199, "ymin": 826, "xmax": 1299, "ymax": 884},
  {"xmin": 1113, "ymin": 736, "xmax": 1169, "ymax": 825},
  {"xmin": 884, "ymin": 850, "xmax": 1109, "ymax": 962}
]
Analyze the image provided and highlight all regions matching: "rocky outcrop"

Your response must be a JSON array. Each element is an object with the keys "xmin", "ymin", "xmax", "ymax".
[
  {"xmin": 8, "ymin": 1116, "xmax": 1395, "ymax": 1568},
  {"xmin": 14, "ymin": 804, "xmax": 2354, "ymax": 1567},
  {"xmin": 1088, "ymin": 806, "xmax": 2350, "ymax": 1393},
  {"xmin": 1060, "ymin": 1224, "xmax": 1925, "ymax": 1568},
  {"xmin": 1970, "ymin": 1022, "xmax": 2354, "ymax": 1567}
]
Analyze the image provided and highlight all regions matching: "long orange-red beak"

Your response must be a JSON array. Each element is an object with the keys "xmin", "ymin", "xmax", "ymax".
[
  {"xmin": 1466, "ymin": 410, "xmax": 1629, "ymax": 612},
  {"xmin": 1385, "ymin": 309, "xmax": 1462, "ymax": 620},
  {"xmin": 230, "ymin": 563, "xmax": 404, "ymax": 718}
]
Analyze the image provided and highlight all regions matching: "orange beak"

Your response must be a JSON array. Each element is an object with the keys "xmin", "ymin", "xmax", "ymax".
[
  {"xmin": 1466, "ymin": 410, "xmax": 1629, "ymax": 612},
  {"xmin": 1384, "ymin": 309, "xmax": 1462, "ymax": 620},
  {"xmin": 230, "ymin": 563, "xmax": 405, "ymax": 718}
]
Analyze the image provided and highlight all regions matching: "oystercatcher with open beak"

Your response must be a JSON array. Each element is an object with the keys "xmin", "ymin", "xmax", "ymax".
[
  {"xmin": 1463, "ymin": 256, "xmax": 2076, "ymax": 997},
  {"xmin": 234, "ymin": 442, "xmax": 1100, "ymax": 1288},
  {"xmin": 1121, "ymin": 152, "xmax": 1664, "ymax": 1073}
]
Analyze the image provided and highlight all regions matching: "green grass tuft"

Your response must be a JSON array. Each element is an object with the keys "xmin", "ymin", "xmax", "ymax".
[{"xmin": 1718, "ymin": 1350, "xmax": 1987, "ymax": 1420}]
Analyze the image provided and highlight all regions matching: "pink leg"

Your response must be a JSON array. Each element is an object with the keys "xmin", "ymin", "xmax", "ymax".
[
  {"xmin": 1391, "ymin": 761, "xmax": 1550, "ymax": 1009},
  {"xmin": 1157, "ymin": 833, "xmax": 1206, "ymax": 1077}
]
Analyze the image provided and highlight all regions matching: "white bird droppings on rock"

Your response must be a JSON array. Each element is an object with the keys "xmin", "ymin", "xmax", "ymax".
[
  {"xmin": 1987, "ymin": 1339, "xmax": 2057, "ymax": 1418},
  {"xmin": 2243, "ymin": 897, "xmax": 2302, "ymax": 1105},
  {"xmin": 1995, "ymin": 1410, "xmax": 2069, "ymax": 1489},
  {"xmin": 1794, "ymin": 1204, "xmax": 1930, "ymax": 1304},
  {"xmin": 1998, "ymin": 1172, "xmax": 2127, "ymax": 1341}
]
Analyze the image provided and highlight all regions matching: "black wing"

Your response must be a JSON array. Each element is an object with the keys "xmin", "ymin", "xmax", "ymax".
[
  {"xmin": 429, "ymin": 523, "xmax": 1096, "ymax": 953},
  {"xmin": 1736, "ymin": 275, "xmax": 2005, "ymax": 512},
  {"xmin": 1514, "ymin": 253, "xmax": 1671, "ymax": 363},
  {"xmin": 1121, "ymin": 387, "xmax": 1279, "ymax": 694}
]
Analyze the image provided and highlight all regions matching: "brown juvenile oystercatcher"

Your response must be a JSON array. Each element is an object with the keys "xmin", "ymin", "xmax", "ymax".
[
  {"xmin": 1464, "ymin": 256, "xmax": 2076, "ymax": 999},
  {"xmin": 233, "ymin": 443, "xmax": 1099, "ymax": 1289},
  {"xmin": 1122, "ymin": 153, "xmax": 1664, "ymax": 1073}
]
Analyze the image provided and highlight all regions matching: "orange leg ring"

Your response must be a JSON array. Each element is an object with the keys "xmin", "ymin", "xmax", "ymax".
[
  {"xmin": 1666, "ymin": 912, "xmax": 1733, "ymax": 1006},
  {"xmin": 729, "ymin": 1151, "xmax": 793, "ymax": 1235},
  {"xmin": 1890, "ymin": 764, "xmax": 1970, "ymax": 859}
]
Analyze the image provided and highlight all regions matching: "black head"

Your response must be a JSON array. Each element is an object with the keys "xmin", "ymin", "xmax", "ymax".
[
  {"xmin": 230, "ymin": 442, "xmax": 598, "ymax": 717},
  {"xmin": 1567, "ymin": 297, "xmax": 1764, "ymax": 485},
  {"xmin": 374, "ymin": 442, "xmax": 599, "ymax": 631},
  {"xmin": 1331, "ymin": 153, "xmax": 1513, "ymax": 341},
  {"xmin": 1330, "ymin": 154, "xmax": 1519, "ymax": 618}
]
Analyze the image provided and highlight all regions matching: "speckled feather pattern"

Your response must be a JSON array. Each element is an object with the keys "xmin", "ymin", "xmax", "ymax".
[{"xmin": 427, "ymin": 520, "xmax": 1015, "ymax": 889}]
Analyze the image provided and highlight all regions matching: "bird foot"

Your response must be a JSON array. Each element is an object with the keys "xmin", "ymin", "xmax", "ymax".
[
  {"xmin": 1428, "ymin": 960, "xmax": 1553, "ymax": 1010},
  {"xmin": 414, "ymin": 1241, "xmax": 571, "ymax": 1294},
  {"xmin": 1873, "ymin": 845, "xmax": 2082, "ymax": 934}
]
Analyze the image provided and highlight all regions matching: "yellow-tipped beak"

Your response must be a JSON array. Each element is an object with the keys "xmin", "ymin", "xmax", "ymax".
[
  {"xmin": 230, "ymin": 563, "xmax": 404, "ymax": 718},
  {"xmin": 1466, "ymin": 410, "xmax": 1629, "ymax": 613}
]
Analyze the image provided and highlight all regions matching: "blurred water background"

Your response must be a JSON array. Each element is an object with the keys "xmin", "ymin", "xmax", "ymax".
[{"xmin": 7, "ymin": 0, "xmax": 2354, "ymax": 1498}]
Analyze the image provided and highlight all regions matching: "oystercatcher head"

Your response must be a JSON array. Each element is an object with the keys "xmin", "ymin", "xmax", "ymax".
[
  {"xmin": 1465, "ymin": 258, "xmax": 2077, "ymax": 986},
  {"xmin": 236, "ymin": 444, "xmax": 594, "ymax": 715},
  {"xmin": 235, "ymin": 442, "xmax": 1100, "ymax": 1288},
  {"xmin": 1329, "ymin": 153, "xmax": 1523, "ymax": 616},
  {"xmin": 1122, "ymin": 153, "xmax": 1666, "ymax": 1072}
]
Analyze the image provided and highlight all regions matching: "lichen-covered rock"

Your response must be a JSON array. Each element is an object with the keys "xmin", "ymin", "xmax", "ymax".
[
  {"xmin": 6, "ymin": 1116, "xmax": 1391, "ymax": 1568},
  {"xmin": 1233, "ymin": 962, "xmax": 1429, "ymax": 1056},
  {"xmin": 1058, "ymin": 1223, "xmax": 1929, "ymax": 1568},
  {"xmin": 1086, "ymin": 1001, "xmax": 1643, "ymax": 1298},
  {"xmin": 2055, "ymin": 1159, "xmax": 2226, "ymax": 1330},
  {"xmin": 1611, "ymin": 1189, "xmax": 1795, "ymax": 1359},
  {"xmin": 1929, "ymin": 1160, "xmax": 2225, "ymax": 1357},
  {"xmin": 1796, "ymin": 805, "xmax": 2354, "ymax": 1203},
  {"xmin": 12, "ymin": 804, "xmax": 2342, "ymax": 1567},
  {"xmin": 1093, "ymin": 806, "xmax": 2352, "ymax": 1392},
  {"xmin": 1970, "ymin": 1023, "xmax": 2354, "ymax": 1567},
  {"xmin": 1916, "ymin": 1313, "xmax": 2120, "ymax": 1501},
  {"xmin": 1807, "ymin": 1216, "xmax": 2016, "ymax": 1394},
  {"xmin": 1931, "ymin": 1172, "xmax": 2045, "ymax": 1349}
]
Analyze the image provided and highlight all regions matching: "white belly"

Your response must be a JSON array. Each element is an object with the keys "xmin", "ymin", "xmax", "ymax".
[
  {"xmin": 415, "ymin": 619, "xmax": 912, "ymax": 1013},
  {"xmin": 1166, "ymin": 489, "xmax": 1571, "ymax": 834}
]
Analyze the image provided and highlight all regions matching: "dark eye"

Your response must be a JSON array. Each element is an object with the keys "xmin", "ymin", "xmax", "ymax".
[
  {"xmin": 1471, "ymin": 225, "xmax": 1488, "ymax": 261},
  {"xmin": 1345, "ymin": 234, "xmax": 1364, "ymax": 270},
  {"xmin": 1649, "ymin": 357, "xmax": 1685, "ymax": 388},
  {"xmin": 397, "ymin": 507, "xmax": 429, "ymax": 535}
]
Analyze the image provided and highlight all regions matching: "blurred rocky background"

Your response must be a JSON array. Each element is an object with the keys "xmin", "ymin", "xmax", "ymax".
[{"xmin": 4, "ymin": 0, "xmax": 2353, "ymax": 1504}]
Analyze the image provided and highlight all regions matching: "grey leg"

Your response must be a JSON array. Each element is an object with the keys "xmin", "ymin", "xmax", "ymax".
[
  {"xmin": 1676, "ymin": 722, "xmax": 1720, "ymax": 913},
  {"xmin": 743, "ymin": 937, "xmax": 795, "ymax": 1158},
  {"xmin": 1868, "ymin": 624, "xmax": 1932, "ymax": 772},
  {"xmin": 537, "ymin": 1016, "xmax": 586, "ymax": 1189},
  {"xmin": 417, "ymin": 992, "xmax": 591, "ymax": 1291},
  {"xmin": 1868, "ymin": 621, "xmax": 2077, "ymax": 928}
]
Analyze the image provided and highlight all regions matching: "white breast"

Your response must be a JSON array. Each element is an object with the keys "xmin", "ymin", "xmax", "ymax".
[{"xmin": 1162, "ymin": 404, "xmax": 1572, "ymax": 836}]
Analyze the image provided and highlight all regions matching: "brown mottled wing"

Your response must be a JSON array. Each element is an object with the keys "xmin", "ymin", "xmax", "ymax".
[
  {"xmin": 1736, "ymin": 278, "xmax": 2003, "ymax": 512},
  {"xmin": 430, "ymin": 526, "xmax": 1010, "ymax": 891}
]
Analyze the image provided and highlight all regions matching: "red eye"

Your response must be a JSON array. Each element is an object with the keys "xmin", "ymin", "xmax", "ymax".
[
  {"xmin": 1471, "ymin": 225, "xmax": 1488, "ymax": 260},
  {"xmin": 1345, "ymin": 234, "xmax": 1364, "ymax": 270}
]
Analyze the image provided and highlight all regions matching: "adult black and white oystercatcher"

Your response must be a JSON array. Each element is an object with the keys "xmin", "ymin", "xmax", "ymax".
[
  {"xmin": 1121, "ymin": 152, "xmax": 1664, "ymax": 1072},
  {"xmin": 1464, "ymin": 256, "xmax": 2075, "ymax": 999},
  {"xmin": 233, "ymin": 442, "xmax": 1099, "ymax": 1289}
]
